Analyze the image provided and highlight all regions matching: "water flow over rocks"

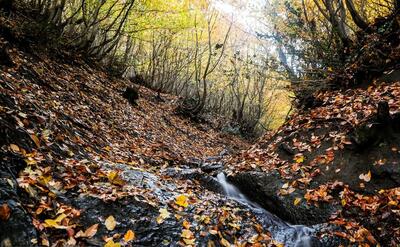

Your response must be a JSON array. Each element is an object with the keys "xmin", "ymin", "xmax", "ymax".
[{"xmin": 216, "ymin": 173, "xmax": 318, "ymax": 247}]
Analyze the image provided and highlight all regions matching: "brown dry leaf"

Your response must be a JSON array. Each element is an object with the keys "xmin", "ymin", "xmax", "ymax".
[
  {"xmin": 9, "ymin": 144, "xmax": 20, "ymax": 152},
  {"xmin": 0, "ymin": 204, "xmax": 11, "ymax": 221},
  {"xmin": 30, "ymin": 134, "xmax": 41, "ymax": 148},
  {"xmin": 84, "ymin": 223, "xmax": 98, "ymax": 238}
]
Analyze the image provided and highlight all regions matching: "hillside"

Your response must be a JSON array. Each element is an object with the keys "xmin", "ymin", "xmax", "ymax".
[{"xmin": 227, "ymin": 81, "xmax": 400, "ymax": 245}]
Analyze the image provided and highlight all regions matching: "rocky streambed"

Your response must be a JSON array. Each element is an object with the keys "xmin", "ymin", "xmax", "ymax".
[{"xmin": 1, "ymin": 146, "xmax": 343, "ymax": 246}]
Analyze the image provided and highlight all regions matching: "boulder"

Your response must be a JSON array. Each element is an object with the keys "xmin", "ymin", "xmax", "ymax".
[
  {"xmin": 230, "ymin": 171, "xmax": 339, "ymax": 225},
  {"xmin": 0, "ymin": 44, "xmax": 13, "ymax": 67},
  {"xmin": 0, "ymin": 154, "xmax": 37, "ymax": 247},
  {"xmin": 122, "ymin": 87, "xmax": 139, "ymax": 106}
]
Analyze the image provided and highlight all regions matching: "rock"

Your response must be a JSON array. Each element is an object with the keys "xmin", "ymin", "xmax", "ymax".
[
  {"xmin": 122, "ymin": 87, "xmax": 139, "ymax": 106},
  {"xmin": 349, "ymin": 101, "xmax": 400, "ymax": 150},
  {"xmin": 230, "ymin": 171, "xmax": 339, "ymax": 225},
  {"xmin": 0, "ymin": 44, "xmax": 13, "ymax": 67},
  {"xmin": 377, "ymin": 101, "xmax": 390, "ymax": 123},
  {"xmin": 0, "ymin": 154, "xmax": 37, "ymax": 247},
  {"xmin": 71, "ymin": 196, "xmax": 182, "ymax": 246},
  {"xmin": 312, "ymin": 224, "xmax": 350, "ymax": 246},
  {"xmin": 101, "ymin": 163, "xmax": 176, "ymax": 203},
  {"xmin": 278, "ymin": 142, "xmax": 295, "ymax": 155},
  {"xmin": 0, "ymin": 200, "xmax": 37, "ymax": 247},
  {"xmin": 219, "ymin": 149, "xmax": 230, "ymax": 156},
  {"xmin": 201, "ymin": 161, "xmax": 223, "ymax": 174}
]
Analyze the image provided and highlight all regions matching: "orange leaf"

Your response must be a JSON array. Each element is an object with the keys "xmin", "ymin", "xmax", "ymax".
[
  {"xmin": 0, "ymin": 204, "xmax": 11, "ymax": 221},
  {"xmin": 124, "ymin": 230, "xmax": 135, "ymax": 242}
]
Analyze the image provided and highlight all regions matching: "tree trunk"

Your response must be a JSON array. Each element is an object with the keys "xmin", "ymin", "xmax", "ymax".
[
  {"xmin": 345, "ymin": 0, "xmax": 369, "ymax": 30},
  {"xmin": 324, "ymin": 0, "xmax": 351, "ymax": 49}
]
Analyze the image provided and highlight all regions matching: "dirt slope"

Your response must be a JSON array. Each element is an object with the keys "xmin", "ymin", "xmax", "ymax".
[{"xmin": 227, "ymin": 81, "xmax": 400, "ymax": 245}]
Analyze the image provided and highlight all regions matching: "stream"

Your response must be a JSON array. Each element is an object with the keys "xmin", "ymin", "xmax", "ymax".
[
  {"xmin": 86, "ymin": 162, "xmax": 322, "ymax": 246},
  {"xmin": 216, "ymin": 173, "xmax": 318, "ymax": 247}
]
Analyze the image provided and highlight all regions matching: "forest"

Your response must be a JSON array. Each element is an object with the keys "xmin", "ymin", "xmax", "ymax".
[{"xmin": 0, "ymin": 0, "xmax": 400, "ymax": 246}]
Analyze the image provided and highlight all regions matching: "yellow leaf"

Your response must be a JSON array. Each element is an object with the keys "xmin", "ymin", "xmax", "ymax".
[
  {"xmin": 55, "ymin": 213, "xmax": 67, "ymax": 223},
  {"xmin": 272, "ymin": 241, "xmax": 284, "ymax": 247},
  {"xmin": 104, "ymin": 240, "xmax": 121, "ymax": 247},
  {"xmin": 38, "ymin": 175, "xmax": 52, "ymax": 186},
  {"xmin": 228, "ymin": 222, "xmax": 240, "ymax": 230},
  {"xmin": 41, "ymin": 238, "xmax": 49, "ymax": 246},
  {"xmin": 44, "ymin": 219, "xmax": 67, "ymax": 229},
  {"xmin": 181, "ymin": 229, "xmax": 193, "ymax": 239},
  {"xmin": 107, "ymin": 171, "xmax": 125, "ymax": 186},
  {"xmin": 44, "ymin": 219, "xmax": 59, "ymax": 227},
  {"xmin": 25, "ymin": 158, "xmax": 37, "ymax": 165},
  {"xmin": 220, "ymin": 237, "xmax": 231, "ymax": 247},
  {"xmin": 9, "ymin": 144, "xmax": 20, "ymax": 152},
  {"xmin": 175, "ymin": 194, "xmax": 189, "ymax": 208},
  {"xmin": 200, "ymin": 215, "xmax": 210, "ymax": 224},
  {"xmin": 156, "ymin": 208, "xmax": 170, "ymax": 224},
  {"xmin": 293, "ymin": 198, "xmax": 301, "ymax": 206},
  {"xmin": 294, "ymin": 156, "xmax": 304, "ymax": 163},
  {"xmin": 388, "ymin": 200, "xmax": 398, "ymax": 206},
  {"xmin": 124, "ymin": 230, "xmax": 135, "ymax": 242},
  {"xmin": 341, "ymin": 199, "xmax": 347, "ymax": 206},
  {"xmin": 105, "ymin": 216, "xmax": 117, "ymax": 231},
  {"xmin": 182, "ymin": 220, "xmax": 191, "ymax": 229},
  {"xmin": 183, "ymin": 238, "xmax": 196, "ymax": 245}
]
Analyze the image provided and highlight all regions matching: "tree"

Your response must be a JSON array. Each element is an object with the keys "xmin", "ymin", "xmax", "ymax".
[{"xmin": 187, "ymin": 12, "xmax": 232, "ymax": 115}]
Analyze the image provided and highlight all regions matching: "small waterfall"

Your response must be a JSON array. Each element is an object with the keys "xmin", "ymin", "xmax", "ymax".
[
  {"xmin": 216, "ymin": 173, "xmax": 316, "ymax": 247},
  {"xmin": 216, "ymin": 173, "xmax": 250, "ymax": 201}
]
